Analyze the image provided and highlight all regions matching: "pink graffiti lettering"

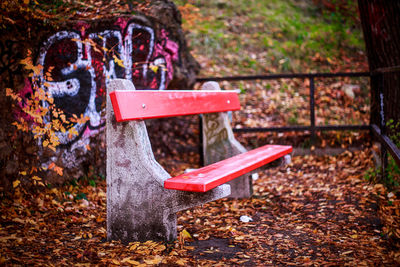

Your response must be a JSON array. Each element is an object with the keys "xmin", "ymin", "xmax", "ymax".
[
  {"xmin": 153, "ymin": 29, "xmax": 179, "ymax": 82},
  {"xmin": 114, "ymin": 17, "xmax": 128, "ymax": 32}
]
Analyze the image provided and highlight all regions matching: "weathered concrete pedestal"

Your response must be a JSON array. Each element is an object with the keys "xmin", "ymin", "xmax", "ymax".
[
  {"xmin": 106, "ymin": 79, "xmax": 230, "ymax": 243},
  {"xmin": 201, "ymin": 82, "xmax": 253, "ymax": 199}
]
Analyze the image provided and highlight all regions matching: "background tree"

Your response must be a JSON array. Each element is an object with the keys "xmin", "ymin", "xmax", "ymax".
[{"xmin": 358, "ymin": 0, "xmax": 400, "ymax": 131}]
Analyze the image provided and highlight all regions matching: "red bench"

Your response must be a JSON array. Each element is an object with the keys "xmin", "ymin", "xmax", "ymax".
[
  {"xmin": 110, "ymin": 86, "xmax": 292, "ymax": 193},
  {"xmin": 107, "ymin": 79, "xmax": 292, "ymax": 242}
]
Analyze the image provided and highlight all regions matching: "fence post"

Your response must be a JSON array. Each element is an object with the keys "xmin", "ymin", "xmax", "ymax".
[
  {"xmin": 378, "ymin": 73, "xmax": 388, "ymax": 182},
  {"xmin": 309, "ymin": 76, "xmax": 316, "ymax": 144}
]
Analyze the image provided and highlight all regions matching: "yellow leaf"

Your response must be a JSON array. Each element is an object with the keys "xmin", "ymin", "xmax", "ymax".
[
  {"xmin": 73, "ymin": 235, "xmax": 82, "ymax": 241},
  {"xmin": 43, "ymin": 140, "xmax": 49, "ymax": 147},
  {"xmin": 113, "ymin": 55, "xmax": 125, "ymax": 68},
  {"xmin": 13, "ymin": 180, "xmax": 21, "ymax": 188},
  {"xmin": 19, "ymin": 171, "xmax": 27, "ymax": 176},
  {"xmin": 77, "ymin": 115, "xmax": 89, "ymax": 124},
  {"xmin": 20, "ymin": 57, "xmax": 33, "ymax": 68},
  {"xmin": 24, "ymin": 0, "xmax": 30, "ymax": 4},
  {"xmin": 129, "ymin": 243, "xmax": 139, "ymax": 251},
  {"xmin": 149, "ymin": 65, "xmax": 159, "ymax": 73},
  {"xmin": 6, "ymin": 88, "xmax": 19, "ymax": 101},
  {"xmin": 13, "ymin": 218, "xmax": 25, "ymax": 224},
  {"xmin": 51, "ymin": 188, "xmax": 59, "ymax": 195},
  {"xmin": 341, "ymin": 250, "xmax": 353, "ymax": 256},
  {"xmin": 55, "ymin": 166, "xmax": 63, "ymax": 176},
  {"xmin": 181, "ymin": 229, "xmax": 192, "ymax": 239},
  {"xmin": 155, "ymin": 244, "xmax": 166, "ymax": 252},
  {"xmin": 5, "ymin": 88, "xmax": 13, "ymax": 97},
  {"xmin": 121, "ymin": 258, "xmax": 140, "ymax": 265},
  {"xmin": 111, "ymin": 259, "xmax": 120, "ymax": 265},
  {"xmin": 31, "ymin": 176, "xmax": 42, "ymax": 181},
  {"xmin": 176, "ymin": 259, "xmax": 187, "ymax": 266},
  {"xmin": 144, "ymin": 256, "xmax": 163, "ymax": 265},
  {"xmin": 169, "ymin": 251, "xmax": 178, "ymax": 256}
]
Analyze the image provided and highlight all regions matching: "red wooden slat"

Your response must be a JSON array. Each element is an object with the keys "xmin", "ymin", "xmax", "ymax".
[
  {"xmin": 110, "ymin": 90, "xmax": 241, "ymax": 122},
  {"xmin": 164, "ymin": 145, "xmax": 293, "ymax": 192}
]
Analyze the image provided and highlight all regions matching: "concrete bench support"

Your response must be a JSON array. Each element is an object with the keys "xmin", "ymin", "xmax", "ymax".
[
  {"xmin": 201, "ymin": 82, "xmax": 253, "ymax": 198},
  {"xmin": 106, "ymin": 79, "xmax": 230, "ymax": 243}
]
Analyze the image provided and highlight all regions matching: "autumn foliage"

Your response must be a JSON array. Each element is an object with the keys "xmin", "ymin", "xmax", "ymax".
[{"xmin": 5, "ymin": 49, "xmax": 92, "ymax": 187}]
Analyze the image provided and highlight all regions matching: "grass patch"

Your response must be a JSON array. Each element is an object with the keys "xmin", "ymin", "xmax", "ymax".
[{"xmin": 175, "ymin": 0, "xmax": 365, "ymax": 75}]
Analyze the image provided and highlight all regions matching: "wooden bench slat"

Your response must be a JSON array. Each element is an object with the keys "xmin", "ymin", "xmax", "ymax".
[
  {"xmin": 164, "ymin": 145, "xmax": 293, "ymax": 192},
  {"xmin": 110, "ymin": 90, "xmax": 241, "ymax": 122}
]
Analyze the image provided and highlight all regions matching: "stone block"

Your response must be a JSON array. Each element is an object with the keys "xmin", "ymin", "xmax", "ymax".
[{"xmin": 201, "ymin": 81, "xmax": 253, "ymax": 199}]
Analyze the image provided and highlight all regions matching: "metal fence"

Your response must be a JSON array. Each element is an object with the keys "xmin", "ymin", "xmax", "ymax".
[
  {"xmin": 196, "ymin": 71, "xmax": 400, "ymax": 180},
  {"xmin": 370, "ymin": 66, "xmax": 400, "ymax": 178}
]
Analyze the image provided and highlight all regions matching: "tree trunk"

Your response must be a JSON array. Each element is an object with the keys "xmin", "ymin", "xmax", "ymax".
[{"xmin": 358, "ymin": 0, "xmax": 400, "ymax": 128}]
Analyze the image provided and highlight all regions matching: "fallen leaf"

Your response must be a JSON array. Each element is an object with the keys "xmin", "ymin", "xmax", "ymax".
[{"xmin": 13, "ymin": 180, "xmax": 21, "ymax": 188}]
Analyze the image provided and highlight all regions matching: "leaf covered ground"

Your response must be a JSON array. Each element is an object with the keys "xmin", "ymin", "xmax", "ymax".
[
  {"xmin": 2, "ymin": 0, "xmax": 400, "ymax": 265},
  {"xmin": 1, "ymin": 147, "xmax": 400, "ymax": 265}
]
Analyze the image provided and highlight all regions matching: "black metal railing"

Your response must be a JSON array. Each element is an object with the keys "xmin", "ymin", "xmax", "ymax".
[
  {"xmin": 196, "ymin": 70, "xmax": 400, "ymax": 181},
  {"xmin": 370, "ymin": 66, "xmax": 400, "ymax": 179},
  {"xmin": 197, "ymin": 71, "xmax": 371, "ymax": 141}
]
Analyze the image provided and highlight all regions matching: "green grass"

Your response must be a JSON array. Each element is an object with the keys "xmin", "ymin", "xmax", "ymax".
[{"xmin": 174, "ymin": 0, "xmax": 365, "ymax": 75}]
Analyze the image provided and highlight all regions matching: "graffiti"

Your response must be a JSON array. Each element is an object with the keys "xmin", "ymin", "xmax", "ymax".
[
  {"xmin": 32, "ymin": 19, "xmax": 179, "ymax": 147},
  {"xmin": 203, "ymin": 112, "xmax": 232, "ymax": 163},
  {"xmin": 380, "ymin": 92, "xmax": 385, "ymax": 128},
  {"xmin": 203, "ymin": 113, "xmax": 228, "ymax": 146}
]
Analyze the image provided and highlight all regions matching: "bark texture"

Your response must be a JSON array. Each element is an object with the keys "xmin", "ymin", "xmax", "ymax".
[{"xmin": 358, "ymin": 0, "xmax": 400, "ymax": 127}]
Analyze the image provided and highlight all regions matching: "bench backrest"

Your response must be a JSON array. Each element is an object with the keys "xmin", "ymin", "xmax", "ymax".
[{"xmin": 110, "ymin": 90, "xmax": 241, "ymax": 122}]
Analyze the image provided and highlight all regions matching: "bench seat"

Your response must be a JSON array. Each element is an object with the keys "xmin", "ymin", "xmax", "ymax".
[{"xmin": 164, "ymin": 144, "xmax": 292, "ymax": 192}]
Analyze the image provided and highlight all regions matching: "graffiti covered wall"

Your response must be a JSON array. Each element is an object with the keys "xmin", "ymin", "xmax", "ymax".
[
  {"xmin": 0, "ymin": 0, "xmax": 200, "ymax": 187},
  {"xmin": 28, "ymin": 18, "xmax": 179, "ymax": 148}
]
